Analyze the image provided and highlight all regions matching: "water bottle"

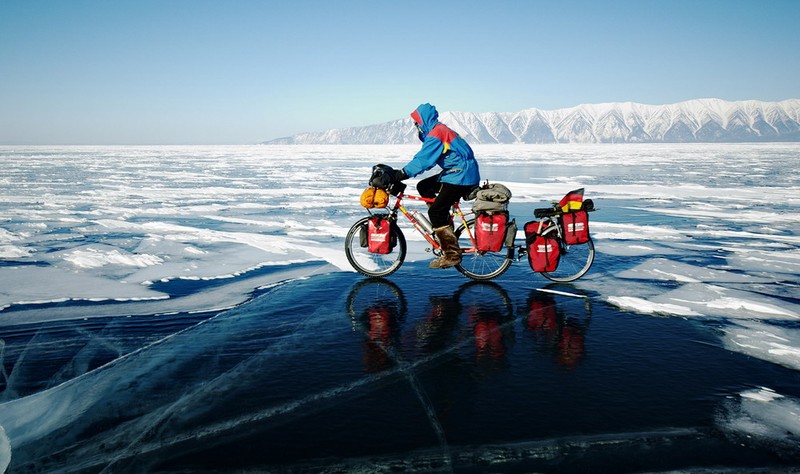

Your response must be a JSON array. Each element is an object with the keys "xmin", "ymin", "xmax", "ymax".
[{"xmin": 411, "ymin": 211, "xmax": 434, "ymax": 234}]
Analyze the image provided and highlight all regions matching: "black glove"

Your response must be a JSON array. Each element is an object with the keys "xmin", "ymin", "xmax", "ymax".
[{"xmin": 393, "ymin": 169, "xmax": 408, "ymax": 182}]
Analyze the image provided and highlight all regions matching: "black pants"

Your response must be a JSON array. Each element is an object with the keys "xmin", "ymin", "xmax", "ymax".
[{"xmin": 417, "ymin": 174, "xmax": 475, "ymax": 228}]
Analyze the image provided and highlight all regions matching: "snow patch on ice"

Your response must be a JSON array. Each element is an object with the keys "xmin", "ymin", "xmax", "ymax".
[
  {"xmin": 0, "ymin": 245, "xmax": 33, "ymax": 258},
  {"xmin": 637, "ymin": 206, "xmax": 800, "ymax": 228},
  {"xmin": 606, "ymin": 296, "xmax": 701, "ymax": 316},
  {"xmin": 0, "ymin": 228, "xmax": 21, "ymax": 243},
  {"xmin": 590, "ymin": 222, "xmax": 685, "ymax": 241},
  {"xmin": 0, "ymin": 266, "xmax": 169, "ymax": 311},
  {"xmin": 705, "ymin": 297, "xmax": 798, "ymax": 317},
  {"xmin": 718, "ymin": 387, "xmax": 800, "ymax": 449},
  {"xmin": 740, "ymin": 387, "xmax": 785, "ymax": 403},
  {"xmin": 723, "ymin": 247, "xmax": 800, "ymax": 276},
  {"xmin": 0, "ymin": 424, "xmax": 9, "ymax": 474},
  {"xmin": 617, "ymin": 259, "xmax": 762, "ymax": 284},
  {"xmin": 64, "ymin": 246, "xmax": 164, "ymax": 269},
  {"xmin": 598, "ymin": 242, "xmax": 677, "ymax": 257},
  {"xmin": 607, "ymin": 281, "xmax": 799, "ymax": 321},
  {"xmin": 665, "ymin": 284, "xmax": 799, "ymax": 320},
  {"xmin": 721, "ymin": 320, "xmax": 800, "ymax": 371}
]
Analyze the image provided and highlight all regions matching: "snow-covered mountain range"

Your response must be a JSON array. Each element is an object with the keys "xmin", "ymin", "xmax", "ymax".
[{"xmin": 264, "ymin": 99, "xmax": 800, "ymax": 144}]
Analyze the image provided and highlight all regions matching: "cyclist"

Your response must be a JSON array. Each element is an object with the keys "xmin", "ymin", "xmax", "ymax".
[{"xmin": 393, "ymin": 103, "xmax": 481, "ymax": 269}]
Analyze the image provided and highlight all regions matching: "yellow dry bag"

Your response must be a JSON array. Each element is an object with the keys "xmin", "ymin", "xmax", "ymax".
[{"xmin": 360, "ymin": 187, "xmax": 389, "ymax": 208}]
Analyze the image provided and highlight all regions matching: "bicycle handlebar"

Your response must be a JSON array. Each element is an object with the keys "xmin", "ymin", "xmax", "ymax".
[
  {"xmin": 534, "ymin": 207, "xmax": 560, "ymax": 218},
  {"xmin": 533, "ymin": 199, "xmax": 595, "ymax": 218}
]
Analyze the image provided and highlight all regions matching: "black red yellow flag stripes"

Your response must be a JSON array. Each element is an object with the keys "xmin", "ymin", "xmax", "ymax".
[{"xmin": 559, "ymin": 188, "xmax": 584, "ymax": 212}]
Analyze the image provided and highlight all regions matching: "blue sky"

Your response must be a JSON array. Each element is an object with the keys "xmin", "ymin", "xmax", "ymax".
[{"xmin": 1, "ymin": 0, "xmax": 799, "ymax": 145}]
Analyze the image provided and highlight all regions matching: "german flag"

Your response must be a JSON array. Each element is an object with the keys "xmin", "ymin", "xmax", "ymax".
[{"xmin": 559, "ymin": 188, "xmax": 584, "ymax": 212}]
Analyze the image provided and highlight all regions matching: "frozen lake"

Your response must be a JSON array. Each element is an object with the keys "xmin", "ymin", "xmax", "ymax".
[{"xmin": 0, "ymin": 144, "xmax": 799, "ymax": 472}]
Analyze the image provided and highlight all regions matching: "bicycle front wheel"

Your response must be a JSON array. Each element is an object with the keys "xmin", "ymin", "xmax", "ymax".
[
  {"xmin": 454, "ymin": 218, "xmax": 513, "ymax": 281},
  {"xmin": 345, "ymin": 217, "xmax": 407, "ymax": 277},
  {"xmin": 541, "ymin": 238, "xmax": 595, "ymax": 282}
]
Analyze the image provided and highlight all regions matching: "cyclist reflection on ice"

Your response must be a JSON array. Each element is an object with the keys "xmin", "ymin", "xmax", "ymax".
[
  {"xmin": 466, "ymin": 294, "xmax": 514, "ymax": 373},
  {"xmin": 471, "ymin": 309, "xmax": 508, "ymax": 362},
  {"xmin": 416, "ymin": 281, "xmax": 515, "ymax": 375},
  {"xmin": 346, "ymin": 279, "xmax": 515, "ymax": 375},
  {"xmin": 360, "ymin": 304, "xmax": 401, "ymax": 372},
  {"xmin": 415, "ymin": 294, "xmax": 462, "ymax": 355},
  {"xmin": 524, "ymin": 291, "xmax": 591, "ymax": 369}
]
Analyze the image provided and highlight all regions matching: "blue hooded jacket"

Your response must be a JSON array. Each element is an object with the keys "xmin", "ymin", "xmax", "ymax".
[{"xmin": 402, "ymin": 103, "xmax": 480, "ymax": 187}]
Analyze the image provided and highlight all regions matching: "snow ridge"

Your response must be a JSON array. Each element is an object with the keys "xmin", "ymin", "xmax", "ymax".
[{"xmin": 264, "ymin": 98, "xmax": 800, "ymax": 144}]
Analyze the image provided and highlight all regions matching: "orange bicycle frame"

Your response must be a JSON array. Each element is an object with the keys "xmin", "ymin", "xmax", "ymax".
[{"xmin": 388, "ymin": 191, "xmax": 477, "ymax": 250}]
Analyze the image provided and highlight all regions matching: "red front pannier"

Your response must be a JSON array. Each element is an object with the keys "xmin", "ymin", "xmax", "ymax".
[
  {"xmin": 524, "ymin": 221, "xmax": 560, "ymax": 272},
  {"xmin": 475, "ymin": 212, "xmax": 508, "ymax": 252},
  {"xmin": 367, "ymin": 216, "xmax": 395, "ymax": 254},
  {"xmin": 561, "ymin": 210, "xmax": 590, "ymax": 245}
]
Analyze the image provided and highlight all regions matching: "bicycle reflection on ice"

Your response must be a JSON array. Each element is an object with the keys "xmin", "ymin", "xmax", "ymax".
[
  {"xmin": 346, "ymin": 279, "xmax": 592, "ymax": 374},
  {"xmin": 346, "ymin": 278, "xmax": 406, "ymax": 372},
  {"xmin": 347, "ymin": 279, "xmax": 515, "ymax": 374},
  {"xmin": 525, "ymin": 291, "xmax": 592, "ymax": 369}
]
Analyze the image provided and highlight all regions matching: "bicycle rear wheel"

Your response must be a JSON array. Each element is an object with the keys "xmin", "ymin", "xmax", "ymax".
[
  {"xmin": 345, "ymin": 217, "xmax": 407, "ymax": 277},
  {"xmin": 454, "ymin": 218, "xmax": 513, "ymax": 281},
  {"xmin": 541, "ymin": 238, "xmax": 595, "ymax": 282}
]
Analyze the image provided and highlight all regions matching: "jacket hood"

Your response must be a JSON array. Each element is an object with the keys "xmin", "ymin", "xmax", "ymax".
[{"xmin": 410, "ymin": 103, "xmax": 439, "ymax": 137}]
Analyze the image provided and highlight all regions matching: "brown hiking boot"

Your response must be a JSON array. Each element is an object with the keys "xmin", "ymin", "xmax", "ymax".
[{"xmin": 430, "ymin": 225, "xmax": 462, "ymax": 269}]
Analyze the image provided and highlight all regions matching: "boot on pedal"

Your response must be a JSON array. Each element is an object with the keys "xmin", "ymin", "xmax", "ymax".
[{"xmin": 430, "ymin": 225, "xmax": 462, "ymax": 269}]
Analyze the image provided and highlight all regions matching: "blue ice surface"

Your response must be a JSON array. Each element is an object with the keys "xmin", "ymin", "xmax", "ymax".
[{"xmin": 0, "ymin": 264, "xmax": 798, "ymax": 472}]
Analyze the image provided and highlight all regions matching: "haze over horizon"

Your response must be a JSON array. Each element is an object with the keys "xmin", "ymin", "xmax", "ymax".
[{"xmin": 1, "ymin": 0, "xmax": 799, "ymax": 145}]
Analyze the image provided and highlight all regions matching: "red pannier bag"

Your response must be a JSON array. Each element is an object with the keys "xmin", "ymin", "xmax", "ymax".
[
  {"xmin": 475, "ymin": 212, "xmax": 508, "ymax": 252},
  {"xmin": 526, "ymin": 294, "xmax": 558, "ymax": 332},
  {"xmin": 561, "ymin": 210, "xmax": 589, "ymax": 245},
  {"xmin": 367, "ymin": 216, "xmax": 394, "ymax": 254},
  {"xmin": 524, "ymin": 221, "xmax": 560, "ymax": 272}
]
